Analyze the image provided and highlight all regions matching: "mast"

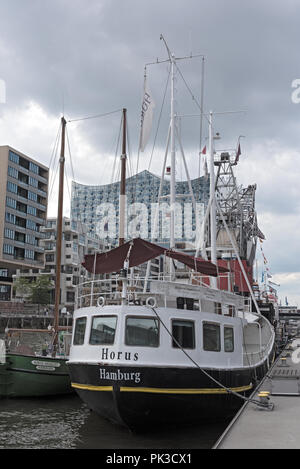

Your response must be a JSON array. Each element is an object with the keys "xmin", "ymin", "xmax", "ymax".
[
  {"xmin": 170, "ymin": 54, "xmax": 176, "ymax": 251},
  {"xmin": 209, "ymin": 111, "xmax": 217, "ymax": 288},
  {"xmin": 119, "ymin": 108, "xmax": 127, "ymax": 246},
  {"xmin": 160, "ymin": 35, "xmax": 176, "ymax": 279},
  {"xmin": 53, "ymin": 116, "xmax": 66, "ymax": 352}
]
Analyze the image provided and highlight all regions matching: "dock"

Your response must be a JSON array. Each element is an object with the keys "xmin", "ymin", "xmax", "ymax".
[{"xmin": 214, "ymin": 340, "xmax": 300, "ymax": 449}]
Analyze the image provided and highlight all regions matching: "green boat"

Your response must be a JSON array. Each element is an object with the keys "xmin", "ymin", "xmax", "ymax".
[
  {"xmin": 0, "ymin": 117, "xmax": 73, "ymax": 398},
  {"xmin": 0, "ymin": 330, "xmax": 73, "ymax": 398}
]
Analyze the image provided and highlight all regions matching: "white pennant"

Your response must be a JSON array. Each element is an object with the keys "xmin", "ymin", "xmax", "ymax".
[{"xmin": 139, "ymin": 78, "xmax": 155, "ymax": 152}]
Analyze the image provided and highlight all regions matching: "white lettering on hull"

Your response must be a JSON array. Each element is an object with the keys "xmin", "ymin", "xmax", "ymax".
[
  {"xmin": 99, "ymin": 368, "xmax": 141, "ymax": 384},
  {"xmin": 100, "ymin": 347, "xmax": 139, "ymax": 362}
]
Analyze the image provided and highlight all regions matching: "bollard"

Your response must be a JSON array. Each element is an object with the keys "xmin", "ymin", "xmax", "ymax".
[
  {"xmin": 280, "ymin": 357, "xmax": 289, "ymax": 367},
  {"xmin": 257, "ymin": 391, "xmax": 273, "ymax": 410}
]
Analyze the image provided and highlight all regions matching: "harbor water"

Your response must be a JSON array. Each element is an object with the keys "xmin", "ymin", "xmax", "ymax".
[{"xmin": 0, "ymin": 394, "xmax": 231, "ymax": 449}]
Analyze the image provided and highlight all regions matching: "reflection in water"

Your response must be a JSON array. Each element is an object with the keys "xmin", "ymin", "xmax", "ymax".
[
  {"xmin": 77, "ymin": 409, "xmax": 231, "ymax": 449},
  {"xmin": 0, "ymin": 395, "xmax": 231, "ymax": 449},
  {"xmin": 0, "ymin": 396, "xmax": 89, "ymax": 449}
]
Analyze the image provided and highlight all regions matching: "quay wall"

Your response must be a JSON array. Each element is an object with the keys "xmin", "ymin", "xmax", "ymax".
[{"xmin": 0, "ymin": 302, "xmax": 73, "ymax": 333}]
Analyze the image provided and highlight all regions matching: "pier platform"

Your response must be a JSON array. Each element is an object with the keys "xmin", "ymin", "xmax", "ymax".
[{"xmin": 214, "ymin": 341, "xmax": 300, "ymax": 449}]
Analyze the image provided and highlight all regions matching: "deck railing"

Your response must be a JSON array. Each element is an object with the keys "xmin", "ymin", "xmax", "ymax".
[{"xmin": 75, "ymin": 271, "xmax": 249, "ymax": 316}]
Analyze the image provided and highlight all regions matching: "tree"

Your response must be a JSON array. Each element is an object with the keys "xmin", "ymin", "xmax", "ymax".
[
  {"xmin": 14, "ymin": 275, "xmax": 53, "ymax": 305},
  {"xmin": 13, "ymin": 277, "xmax": 31, "ymax": 298},
  {"xmin": 28, "ymin": 275, "xmax": 53, "ymax": 305}
]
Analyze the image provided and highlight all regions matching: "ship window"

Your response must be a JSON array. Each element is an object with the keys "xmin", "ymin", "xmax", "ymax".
[
  {"xmin": 203, "ymin": 322, "xmax": 221, "ymax": 352},
  {"xmin": 224, "ymin": 326, "xmax": 234, "ymax": 352},
  {"xmin": 125, "ymin": 316, "xmax": 159, "ymax": 347},
  {"xmin": 90, "ymin": 315, "xmax": 117, "ymax": 345},
  {"xmin": 172, "ymin": 320, "xmax": 195, "ymax": 349},
  {"xmin": 73, "ymin": 317, "xmax": 87, "ymax": 345}
]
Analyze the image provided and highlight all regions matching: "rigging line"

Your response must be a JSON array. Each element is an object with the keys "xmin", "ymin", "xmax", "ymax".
[
  {"xmin": 111, "ymin": 114, "xmax": 123, "ymax": 184},
  {"xmin": 150, "ymin": 306, "xmax": 273, "ymax": 409},
  {"xmin": 126, "ymin": 115, "xmax": 133, "ymax": 180},
  {"xmin": 64, "ymin": 162, "xmax": 71, "ymax": 209},
  {"xmin": 48, "ymin": 125, "xmax": 62, "ymax": 197},
  {"xmin": 65, "ymin": 125, "xmax": 85, "ymax": 236},
  {"xmin": 68, "ymin": 108, "xmax": 123, "ymax": 123},
  {"xmin": 48, "ymin": 121, "xmax": 62, "ymax": 178},
  {"xmin": 198, "ymin": 56, "xmax": 205, "ymax": 179},
  {"xmin": 65, "ymin": 126, "xmax": 76, "ymax": 182},
  {"xmin": 65, "ymin": 126, "xmax": 79, "ymax": 222},
  {"xmin": 147, "ymin": 64, "xmax": 171, "ymax": 172},
  {"xmin": 48, "ymin": 155, "xmax": 61, "ymax": 204},
  {"xmin": 175, "ymin": 63, "xmax": 210, "ymax": 125}
]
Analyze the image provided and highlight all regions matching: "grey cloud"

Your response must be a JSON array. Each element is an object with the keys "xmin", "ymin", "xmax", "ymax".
[{"xmin": 0, "ymin": 0, "xmax": 300, "ymax": 301}]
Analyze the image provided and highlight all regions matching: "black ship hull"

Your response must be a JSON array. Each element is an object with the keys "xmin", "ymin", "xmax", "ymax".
[{"xmin": 67, "ymin": 357, "xmax": 273, "ymax": 431}]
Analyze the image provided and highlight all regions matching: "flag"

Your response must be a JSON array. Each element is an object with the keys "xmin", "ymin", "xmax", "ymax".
[
  {"xmin": 235, "ymin": 143, "xmax": 241, "ymax": 163},
  {"xmin": 269, "ymin": 280, "xmax": 280, "ymax": 287},
  {"xmin": 139, "ymin": 78, "xmax": 155, "ymax": 152},
  {"xmin": 201, "ymin": 145, "xmax": 206, "ymax": 155}
]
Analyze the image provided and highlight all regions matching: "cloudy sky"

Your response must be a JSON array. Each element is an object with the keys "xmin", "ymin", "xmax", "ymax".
[{"xmin": 0, "ymin": 0, "xmax": 299, "ymax": 305}]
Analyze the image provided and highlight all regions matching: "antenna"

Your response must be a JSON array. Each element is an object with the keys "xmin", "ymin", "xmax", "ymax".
[{"xmin": 145, "ymin": 35, "xmax": 204, "ymax": 278}]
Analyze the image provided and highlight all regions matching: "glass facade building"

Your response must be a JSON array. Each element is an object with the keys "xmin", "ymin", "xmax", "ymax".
[{"xmin": 71, "ymin": 170, "xmax": 210, "ymax": 247}]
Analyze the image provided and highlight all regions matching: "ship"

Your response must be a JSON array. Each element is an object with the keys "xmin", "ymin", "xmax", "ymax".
[
  {"xmin": 0, "ymin": 118, "xmax": 72, "ymax": 398},
  {"xmin": 67, "ymin": 38, "xmax": 275, "ymax": 431}
]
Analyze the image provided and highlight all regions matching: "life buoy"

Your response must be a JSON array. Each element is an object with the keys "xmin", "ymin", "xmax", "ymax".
[
  {"xmin": 97, "ymin": 296, "xmax": 105, "ymax": 307},
  {"xmin": 146, "ymin": 296, "xmax": 157, "ymax": 307}
]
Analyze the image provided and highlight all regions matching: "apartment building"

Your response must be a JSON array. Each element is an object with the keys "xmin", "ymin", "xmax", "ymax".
[
  {"xmin": 14, "ymin": 217, "xmax": 104, "ymax": 311},
  {"xmin": 0, "ymin": 146, "xmax": 48, "ymax": 300}
]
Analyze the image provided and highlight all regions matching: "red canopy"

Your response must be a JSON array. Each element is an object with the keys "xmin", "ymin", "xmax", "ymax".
[{"xmin": 82, "ymin": 238, "xmax": 228, "ymax": 277}]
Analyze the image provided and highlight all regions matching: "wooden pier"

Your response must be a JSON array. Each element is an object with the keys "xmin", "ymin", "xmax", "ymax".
[{"xmin": 214, "ymin": 340, "xmax": 300, "ymax": 449}]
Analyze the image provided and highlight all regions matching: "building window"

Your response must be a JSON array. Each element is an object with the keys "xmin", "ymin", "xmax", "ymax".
[
  {"xmin": 224, "ymin": 327, "xmax": 234, "ymax": 352},
  {"xmin": 26, "ymin": 219, "xmax": 37, "ymax": 231},
  {"xmin": 9, "ymin": 150, "xmax": 19, "ymax": 164},
  {"xmin": 24, "ymin": 249, "xmax": 34, "ymax": 259},
  {"xmin": 3, "ymin": 244, "xmax": 14, "ymax": 255},
  {"xmin": 27, "ymin": 205, "xmax": 37, "ymax": 216},
  {"xmin": 73, "ymin": 317, "xmax": 87, "ymax": 345},
  {"xmin": 125, "ymin": 316, "xmax": 159, "ymax": 347},
  {"xmin": 29, "ymin": 161, "xmax": 39, "ymax": 174},
  {"xmin": 8, "ymin": 166, "xmax": 18, "ymax": 179},
  {"xmin": 0, "ymin": 284, "xmax": 11, "ymax": 300},
  {"xmin": 29, "ymin": 176, "xmax": 38, "ymax": 188},
  {"xmin": 6, "ymin": 197, "xmax": 17, "ymax": 209},
  {"xmin": 25, "ymin": 234, "xmax": 36, "ymax": 245},
  {"xmin": 5, "ymin": 212, "xmax": 16, "ymax": 224},
  {"xmin": 45, "ymin": 254, "xmax": 54, "ymax": 262},
  {"xmin": 28, "ymin": 191, "xmax": 38, "ymax": 202},
  {"xmin": 4, "ymin": 228, "xmax": 14, "ymax": 240},
  {"xmin": 172, "ymin": 319, "xmax": 195, "ymax": 349},
  {"xmin": 66, "ymin": 291, "xmax": 75, "ymax": 302},
  {"xmin": 90, "ymin": 315, "xmax": 117, "ymax": 345},
  {"xmin": 203, "ymin": 322, "xmax": 221, "ymax": 352},
  {"xmin": 7, "ymin": 181, "xmax": 18, "ymax": 194}
]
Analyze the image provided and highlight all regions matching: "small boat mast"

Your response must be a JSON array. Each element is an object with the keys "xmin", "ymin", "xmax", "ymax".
[{"xmin": 53, "ymin": 116, "xmax": 66, "ymax": 354}]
